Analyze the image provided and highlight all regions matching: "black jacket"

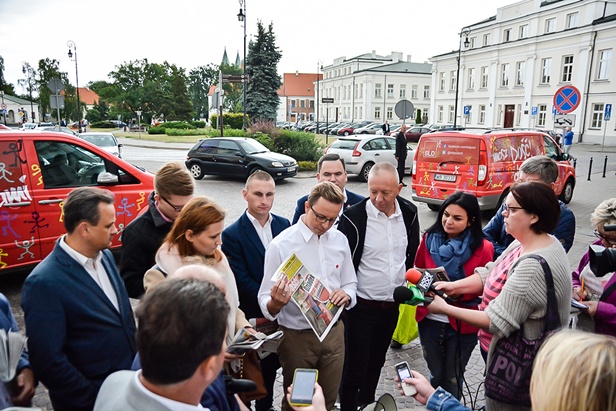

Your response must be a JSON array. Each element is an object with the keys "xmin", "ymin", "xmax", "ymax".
[
  {"xmin": 338, "ymin": 197, "xmax": 421, "ymax": 272},
  {"xmin": 395, "ymin": 131, "xmax": 407, "ymax": 159}
]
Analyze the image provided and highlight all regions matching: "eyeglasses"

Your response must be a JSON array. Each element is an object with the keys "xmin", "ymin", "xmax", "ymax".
[
  {"xmin": 503, "ymin": 203, "xmax": 524, "ymax": 214},
  {"xmin": 310, "ymin": 205, "xmax": 337, "ymax": 225},
  {"xmin": 159, "ymin": 195, "xmax": 184, "ymax": 213},
  {"xmin": 594, "ymin": 229, "xmax": 616, "ymax": 246}
]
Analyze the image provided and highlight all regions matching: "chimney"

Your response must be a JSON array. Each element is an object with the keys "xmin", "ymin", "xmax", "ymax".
[
  {"xmin": 372, "ymin": 50, "xmax": 376, "ymax": 58},
  {"xmin": 407, "ymin": 54, "xmax": 412, "ymax": 62}
]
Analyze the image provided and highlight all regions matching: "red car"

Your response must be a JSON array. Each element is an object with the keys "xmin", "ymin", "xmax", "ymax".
[
  {"xmin": 337, "ymin": 124, "xmax": 357, "ymax": 136},
  {"xmin": 405, "ymin": 126, "xmax": 431, "ymax": 142}
]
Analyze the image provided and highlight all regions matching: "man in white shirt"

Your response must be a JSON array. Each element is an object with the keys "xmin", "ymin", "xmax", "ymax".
[
  {"xmin": 94, "ymin": 278, "xmax": 230, "ymax": 411},
  {"xmin": 337, "ymin": 162, "xmax": 420, "ymax": 411},
  {"xmin": 258, "ymin": 181, "xmax": 357, "ymax": 411}
]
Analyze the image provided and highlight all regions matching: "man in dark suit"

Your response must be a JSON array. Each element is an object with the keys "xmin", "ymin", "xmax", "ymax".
[
  {"xmin": 292, "ymin": 153, "xmax": 364, "ymax": 224},
  {"xmin": 222, "ymin": 170, "xmax": 290, "ymax": 411},
  {"xmin": 394, "ymin": 124, "xmax": 408, "ymax": 186},
  {"xmin": 381, "ymin": 121, "xmax": 390, "ymax": 135},
  {"xmin": 21, "ymin": 187, "xmax": 137, "ymax": 411}
]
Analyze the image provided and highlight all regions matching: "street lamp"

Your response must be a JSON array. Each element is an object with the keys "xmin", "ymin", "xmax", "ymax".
[
  {"xmin": 21, "ymin": 62, "xmax": 35, "ymax": 123},
  {"xmin": 67, "ymin": 40, "xmax": 82, "ymax": 133},
  {"xmin": 453, "ymin": 27, "xmax": 471, "ymax": 128},
  {"xmin": 237, "ymin": 1, "xmax": 247, "ymax": 131}
]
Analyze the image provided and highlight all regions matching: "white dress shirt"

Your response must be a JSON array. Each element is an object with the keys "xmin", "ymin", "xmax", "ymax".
[
  {"xmin": 246, "ymin": 211, "xmax": 273, "ymax": 248},
  {"xmin": 356, "ymin": 200, "xmax": 407, "ymax": 301},
  {"xmin": 59, "ymin": 235, "xmax": 119, "ymax": 311},
  {"xmin": 134, "ymin": 371, "xmax": 205, "ymax": 410},
  {"xmin": 258, "ymin": 218, "xmax": 357, "ymax": 330}
]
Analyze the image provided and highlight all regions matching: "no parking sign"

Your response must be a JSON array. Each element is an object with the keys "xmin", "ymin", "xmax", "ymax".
[{"xmin": 553, "ymin": 85, "xmax": 581, "ymax": 114}]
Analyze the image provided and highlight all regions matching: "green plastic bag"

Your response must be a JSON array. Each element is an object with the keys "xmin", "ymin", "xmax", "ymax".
[{"xmin": 391, "ymin": 305, "xmax": 418, "ymax": 345}]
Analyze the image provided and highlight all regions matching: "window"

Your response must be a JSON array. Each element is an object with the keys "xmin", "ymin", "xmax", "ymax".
[
  {"xmin": 496, "ymin": 105, "xmax": 503, "ymax": 126},
  {"xmin": 467, "ymin": 68, "xmax": 475, "ymax": 89},
  {"xmin": 541, "ymin": 58, "xmax": 551, "ymax": 84},
  {"xmin": 291, "ymin": 100, "xmax": 296, "ymax": 108},
  {"xmin": 424, "ymin": 85, "xmax": 430, "ymax": 99},
  {"xmin": 387, "ymin": 84, "xmax": 394, "ymax": 98},
  {"xmin": 538, "ymin": 104, "xmax": 547, "ymax": 127},
  {"xmin": 562, "ymin": 55, "xmax": 574, "ymax": 82},
  {"xmin": 515, "ymin": 104, "xmax": 522, "ymax": 126},
  {"xmin": 354, "ymin": 84, "xmax": 358, "ymax": 98},
  {"xmin": 519, "ymin": 25, "xmax": 529, "ymax": 39},
  {"xmin": 448, "ymin": 105, "xmax": 455, "ymax": 123},
  {"xmin": 35, "ymin": 141, "xmax": 108, "ymax": 188},
  {"xmin": 501, "ymin": 63, "xmax": 509, "ymax": 87},
  {"xmin": 439, "ymin": 72, "xmax": 446, "ymax": 91},
  {"xmin": 399, "ymin": 84, "xmax": 406, "ymax": 98},
  {"xmin": 375, "ymin": 83, "xmax": 382, "ymax": 98},
  {"xmin": 438, "ymin": 105, "xmax": 444, "ymax": 122},
  {"xmin": 481, "ymin": 66, "xmax": 488, "ymax": 88},
  {"xmin": 504, "ymin": 28, "xmax": 511, "ymax": 42},
  {"xmin": 309, "ymin": 100, "xmax": 314, "ymax": 108},
  {"xmin": 469, "ymin": 37, "xmax": 476, "ymax": 49},
  {"xmin": 359, "ymin": 83, "xmax": 363, "ymax": 98},
  {"xmin": 479, "ymin": 105, "xmax": 486, "ymax": 124},
  {"xmin": 591, "ymin": 103, "xmax": 604, "ymax": 128},
  {"xmin": 450, "ymin": 70, "xmax": 457, "ymax": 90},
  {"xmin": 515, "ymin": 61, "xmax": 525, "ymax": 86},
  {"xmin": 545, "ymin": 18, "xmax": 555, "ymax": 33},
  {"xmin": 597, "ymin": 49, "xmax": 612, "ymax": 80},
  {"xmin": 386, "ymin": 107, "xmax": 393, "ymax": 119},
  {"xmin": 374, "ymin": 107, "xmax": 381, "ymax": 119},
  {"xmin": 300, "ymin": 100, "xmax": 306, "ymax": 108},
  {"xmin": 566, "ymin": 12, "xmax": 578, "ymax": 29},
  {"xmin": 411, "ymin": 85, "xmax": 418, "ymax": 99},
  {"xmin": 483, "ymin": 33, "xmax": 491, "ymax": 46}
]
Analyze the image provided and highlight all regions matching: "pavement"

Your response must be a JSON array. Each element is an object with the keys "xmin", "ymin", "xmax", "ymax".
[{"xmin": 30, "ymin": 137, "xmax": 616, "ymax": 411}]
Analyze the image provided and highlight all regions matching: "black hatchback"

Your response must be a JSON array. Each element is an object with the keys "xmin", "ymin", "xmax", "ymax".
[{"xmin": 185, "ymin": 137, "xmax": 298, "ymax": 180}]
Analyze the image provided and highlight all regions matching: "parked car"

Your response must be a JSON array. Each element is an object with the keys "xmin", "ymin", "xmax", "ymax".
[
  {"xmin": 185, "ymin": 137, "xmax": 298, "ymax": 181},
  {"xmin": 109, "ymin": 120, "xmax": 127, "ymax": 128},
  {"xmin": 40, "ymin": 126, "xmax": 79, "ymax": 136},
  {"xmin": 0, "ymin": 130, "xmax": 154, "ymax": 272},
  {"xmin": 325, "ymin": 135, "xmax": 413, "ymax": 182},
  {"xmin": 411, "ymin": 129, "xmax": 575, "ymax": 211},
  {"xmin": 405, "ymin": 126, "xmax": 431, "ymax": 142},
  {"xmin": 354, "ymin": 122, "xmax": 384, "ymax": 135},
  {"xmin": 80, "ymin": 132, "xmax": 123, "ymax": 158},
  {"xmin": 0, "ymin": 124, "xmax": 11, "ymax": 130},
  {"xmin": 337, "ymin": 123, "xmax": 365, "ymax": 136}
]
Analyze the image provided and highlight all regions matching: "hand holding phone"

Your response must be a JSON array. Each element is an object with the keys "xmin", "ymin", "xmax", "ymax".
[
  {"xmin": 289, "ymin": 368, "xmax": 318, "ymax": 406},
  {"xmin": 395, "ymin": 361, "xmax": 417, "ymax": 396}
]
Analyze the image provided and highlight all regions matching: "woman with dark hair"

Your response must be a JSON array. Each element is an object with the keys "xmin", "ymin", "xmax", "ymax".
[
  {"xmin": 429, "ymin": 182, "xmax": 571, "ymax": 411},
  {"xmin": 414, "ymin": 192, "xmax": 493, "ymax": 399}
]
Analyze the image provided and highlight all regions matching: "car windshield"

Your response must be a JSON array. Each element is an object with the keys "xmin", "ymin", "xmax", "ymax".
[
  {"xmin": 237, "ymin": 139, "xmax": 269, "ymax": 154},
  {"xmin": 330, "ymin": 139, "xmax": 360, "ymax": 150},
  {"xmin": 82, "ymin": 134, "xmax": 116, "ymax": 147}
]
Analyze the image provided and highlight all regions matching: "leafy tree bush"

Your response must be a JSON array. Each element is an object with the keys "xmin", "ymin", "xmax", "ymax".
[
  {"xmin": 165, "ymin": 128, "xmax": 208, "ymax": 136},
  {"xmin": 416, "ymin": 109, "xmax": 422, "ymax": 124},
  {"xmin": 268, "ymin": 129, "xmax": 324, "ymax": 162},
  {"xmin": 90, "ymin": 120, "xmax": 116, "ymax": 128},
  {"xmin": 209, "ymin": 113, "xmax": 247, "ymax": 130},
  {"xmin": 190, "ymin": 120, "xmax": 206, "ymax": 128},
  {"xmin": 298, "ymin": 161, "xmax": 317, "ymax": 171}
]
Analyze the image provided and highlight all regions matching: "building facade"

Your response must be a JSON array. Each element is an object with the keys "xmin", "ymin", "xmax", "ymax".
[
  {"xmin": 318, "ymin": 51, "xmax": 432, "ymax": 125},
  {"xmin": 430, "ymin": 0, "xmax": 616, "ymax": 144},
  {"xmin": 277, "ymin": 72, "xmax": 322, "ymax": 123}
]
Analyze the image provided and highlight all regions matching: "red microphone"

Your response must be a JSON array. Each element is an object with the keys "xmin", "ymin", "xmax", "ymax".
[{"xmin": 406, "ymin": 268, "xmax": 449, "ymax": 300}]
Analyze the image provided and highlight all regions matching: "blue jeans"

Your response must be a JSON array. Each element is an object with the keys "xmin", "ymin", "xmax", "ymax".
[{"xmin": 418, "ymin": 318, "xmax": 478, "ymax": 400}]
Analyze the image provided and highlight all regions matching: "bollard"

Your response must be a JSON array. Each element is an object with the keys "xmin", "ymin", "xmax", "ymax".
[
  {"xmin": 603, "ymin": 155, "xmax": 608, "ymax": 178},
  {"xmin": 573, "ymin": 158, "xmax": 577, "ymax": 169},
  {"xmin": 587, "ymin": 157, "xmax": 593, "ymax": 181}
]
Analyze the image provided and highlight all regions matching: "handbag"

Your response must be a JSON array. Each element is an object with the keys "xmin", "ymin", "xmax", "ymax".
[
  {"xmin": 484, "ymin": 255, "xmax": 562, "ymax": 407},
  {"xmin": 234, "ymin": 350, "xmax": 268, "ymax": 405}
]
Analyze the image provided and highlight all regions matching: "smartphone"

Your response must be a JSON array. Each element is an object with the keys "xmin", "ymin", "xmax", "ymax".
[
  {"xmin": 395, "ymin": 361, "xmax": 417, "ymax": 396},
  {"xmin": 289, "ymin": 368, "xmax": 318, "ymax": 406}
]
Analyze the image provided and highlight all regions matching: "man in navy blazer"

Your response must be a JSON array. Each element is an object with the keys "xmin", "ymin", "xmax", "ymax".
[
  {"xmin": 222, "ymin": 170, "xmax": 290, "ymax": 411},
  {"xmin": 22, "ymin": 187, "xmax": 136, "ymax": 411},
  {"xmin": 292, "ymin": 153, "xmax": 364, "ymax": 224}
]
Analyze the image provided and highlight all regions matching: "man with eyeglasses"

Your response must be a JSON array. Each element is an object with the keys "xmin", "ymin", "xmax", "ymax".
[
  {"xmin": 337, "ymin": 162, "xmax": 420, "ymax": 411},
  {"xmin": 258, "ymin": 181, "xmax": 357, "ymax": 411},
  {"xmin": 291, "ymin": 153, "xmax": 364, "ymax": 224},
  {"xmin": 120, "ymin": 161, "xmax": 195, "ymax": 298},
  {"xmin": 483, "ymin": 155, "xmax": 575, "ymax": 258}
]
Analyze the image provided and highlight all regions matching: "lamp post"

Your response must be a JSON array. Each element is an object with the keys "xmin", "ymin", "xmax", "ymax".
[
  {"xmin": 67, "ymin": 40, "xmax": 82, "ymax": 133},
  {"xmin": 237, "ymin": 1, "xmax": 247, "ymax": 131},
  {"xmin": 21, "ymin": 62, "xmax": 35, "ymax": 123},
  {"xmin": 453, "ymin": 27, "xmax": 471, "ymax": 128},
  {"xmin": 0, "ymin": 91, "xmax": 6, "ymax": 125}
]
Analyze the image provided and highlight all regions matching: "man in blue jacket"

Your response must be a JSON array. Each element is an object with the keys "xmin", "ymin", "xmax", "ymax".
[{"xmin": 483, "ymin": 156, "xmax": 575, "ymax": 258}]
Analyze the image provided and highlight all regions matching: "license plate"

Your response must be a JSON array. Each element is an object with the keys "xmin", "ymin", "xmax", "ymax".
[
  {"xmin": 288, "ymin": 166, "xmax": 296, "ymax": 172},
  {"xmin": 434, "ymin": 174, "xmax": 456, "ymax": 182}
]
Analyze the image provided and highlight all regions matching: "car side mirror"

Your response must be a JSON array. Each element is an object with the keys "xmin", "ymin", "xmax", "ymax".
[
  {"xmin": 97, "ymin": 172, "xmax": 119, "ymax": 185},
  {"xmin": 561, "ymin": 152, "xmax": 570, "ymax": 161}
]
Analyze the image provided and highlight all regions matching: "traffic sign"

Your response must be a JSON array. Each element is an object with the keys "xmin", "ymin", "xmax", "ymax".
[
  {"xmin": 553, "ymin": 85, "xmax": 581, "ymax": 114},
  {"xmin": 531, "ymin": 106, "xmax": 538, "ymax": 116},
  {"xmin": 322, "ymin": 98, "xmax": 334, "ymax": 104},
  {"xmin": 605, "ymin": 104, "xmax": 612, "ymax": 121},
  {"xmin": 394, "ymin": 99, "xmax": 414, "ymax": 120},
  {"xmin": 554, "ymin": 114, "xmax": 576, "ymax": 127},
  {"xmin": 0, "ymin": 103, "xmax": 6, "ymax": 110},
  {"xmin": 222, "ymin": 74, "xmax": 249, "ymax": 83},
  {"xmin": 47, "ymin": 78, "xmax": 65, "ymax": 94},
  {"xmin": 463, "ymin": 105, "xmax": 471, "ymax": 115}
]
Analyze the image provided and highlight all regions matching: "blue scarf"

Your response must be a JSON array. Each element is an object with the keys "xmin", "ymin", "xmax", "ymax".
[{"xmin": 425, "ymin": 229, "xmax": 474, "ymax": 281}]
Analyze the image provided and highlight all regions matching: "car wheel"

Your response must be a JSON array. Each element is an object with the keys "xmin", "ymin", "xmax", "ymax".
[
  {"xmin": 248, "ymin": 166, "xmax": 265, "ymax": 177},
  {"xmin": 360, "ymin": 162, "xmax": 374, "ymax": 182},
  {"xmin": 344, "ymin": 131, "xmax": 350, "ymax": 136},
  {"xmin": 189, "ymin": 163, "xmax": 204, "ymax": 180},
  {"xmin": 558, "ymin": 178, "xmax": 575, "ymax": 204},
  {"xmin": 427, "ymin": 204, "xmax": 440, "ymax": 212}
]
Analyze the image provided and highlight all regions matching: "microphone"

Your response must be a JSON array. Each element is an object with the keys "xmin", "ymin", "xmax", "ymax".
[
  {"xmin": 393, "ymin": 285, "xmax": 432, "ymax": 306},
  {"xmin": 406, "ymin": 268, "xmax": 450, "ymax": 300}
]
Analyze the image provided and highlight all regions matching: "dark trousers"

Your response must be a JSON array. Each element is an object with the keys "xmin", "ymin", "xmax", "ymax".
[
  {"xmin": 339, "ymin": 300, "xmax": 399, "ymax": 411},
  {"xmin": 255, "ymin": 353, "xmax": 280, "ymax": 411},
  {"xmin": 397, "ymin": 157, "xmax": 406, "ymax": 183}
]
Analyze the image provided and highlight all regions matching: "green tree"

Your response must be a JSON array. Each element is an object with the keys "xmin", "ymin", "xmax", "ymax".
[
  {"xmin": 188, "ymin": 64, "xmax": 218, "ymax": 120},
  {"xmin": 245, "ymin": 21, "xmax": 282, "ymax": 123},
  {"xmin": 416, "ymin": 109, "xmax": 422, "ymax": 124},
  {"xmin": 0, "ymin": 56, "xmax": 16, "ymax": 95},
  {"xmin": 35, "ymin": 58, "xmax": 69, "ymax": 123},
  {"xmin": 220, "ymin": 63, "xmax": 243, "ymax": 114}
]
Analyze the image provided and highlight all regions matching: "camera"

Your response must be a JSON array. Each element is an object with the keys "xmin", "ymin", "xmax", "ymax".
[{"xmin": 589, "ymin": 224, "xmax": 616, "ymax": 277}]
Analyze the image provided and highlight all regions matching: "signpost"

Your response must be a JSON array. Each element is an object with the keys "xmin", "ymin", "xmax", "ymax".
[
  {"xmin": 554, "ymin": 114, "xmax": 576, "ymax": 127},
  {"xmin": 602, "ymin": 103, "xmax": 612, "ymax": 148},
  {"xmin": 0, "ymin": 91, "xmax": 6, "ymax": 125},
  {"xmin": 136, "ymin": 110, "xmax": 142, "ymax": 140},
  {"xmin": 322, "ymin": 98, "xmax": 334, "ymax": 143},
  {"xmin": 47, "ymin": 78, "xmax": 65, "ymax": 124},
  {"xmin": 394, "ymin": 99, "xmax": 414, "ymax": 123}
]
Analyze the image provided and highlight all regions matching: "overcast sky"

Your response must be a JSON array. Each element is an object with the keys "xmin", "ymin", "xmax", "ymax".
[{"xmin": 1, "ymin": 0, "xmax": 514, "ymax": 95}]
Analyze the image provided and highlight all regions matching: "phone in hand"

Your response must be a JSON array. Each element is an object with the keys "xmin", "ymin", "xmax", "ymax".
[
  {"xmin": 289, "ymin": 368, "xmax": 318, "ymax": 406},
  {"xmin": 395, "ymin": 361, "xmax": 417, "ymax": 396}
]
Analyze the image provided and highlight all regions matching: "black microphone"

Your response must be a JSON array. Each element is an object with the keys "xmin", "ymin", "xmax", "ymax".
[
  {"xmin": 224, "ymin": 375, "xmax": 257, "ymax": 394},
  {"xmin": 393, "ymin": 285, "xmax": 431, "ymax": 305},
  {"xmin": 406, "ymin": 268, "xmax": 451, "ymax": 301}
]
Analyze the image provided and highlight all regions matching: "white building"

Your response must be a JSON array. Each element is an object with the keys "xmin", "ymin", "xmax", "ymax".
[
  {"xmin": 318, "ymin": 51, "xmax": 432, "ymax": 125},
  {"xmin": 430, "ymin": 0, "xmax": 616, "ymax": 145}
]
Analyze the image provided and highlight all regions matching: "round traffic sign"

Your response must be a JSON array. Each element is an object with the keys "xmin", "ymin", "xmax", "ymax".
[
  {"xmin": 553, "ymin": 85, "xmax": 581, "ymax": 114},
  {"xmin": 394, "ymin": 99, "xmax": 414, "ymax": 120}
]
